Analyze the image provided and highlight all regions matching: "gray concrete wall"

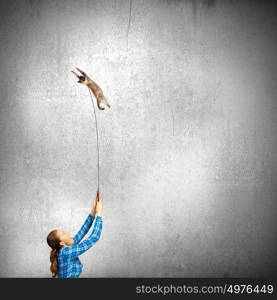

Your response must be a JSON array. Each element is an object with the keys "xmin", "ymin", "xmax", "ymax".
[{"xmin": 0, "ymin": 0, "xmax": 276, "ymax": 277}]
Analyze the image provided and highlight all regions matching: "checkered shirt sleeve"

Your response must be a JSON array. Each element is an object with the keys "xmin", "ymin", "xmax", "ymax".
[
  {"xmin": 73, "ymin": 214, "xmax": 95, "ymax": 244},
  {"xmin": 60, "ymin": 216, "xmax": 103, "ymax": 259}
]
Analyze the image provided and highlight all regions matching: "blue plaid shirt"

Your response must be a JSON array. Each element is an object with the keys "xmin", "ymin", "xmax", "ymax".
[{"xmin": 57, "ymin": 214, "xmax": 103, "ymax": 278}]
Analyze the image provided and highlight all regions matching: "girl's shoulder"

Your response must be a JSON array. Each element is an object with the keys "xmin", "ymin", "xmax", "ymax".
[
  {"xmin": 58, "ymin": 245, "xmax": 75, "ymax": 256},
  {"xmin": 57, "ymin": 247, "xmax": 70, "ymax": 261},
  {"xmin": 57, "ymin": 247, "xmax": 67, "ymax": 256}
]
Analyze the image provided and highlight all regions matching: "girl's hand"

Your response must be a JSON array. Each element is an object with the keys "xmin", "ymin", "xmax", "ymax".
[
  {"xmin": 95, "ymin": 195, "xmax": 103, "ymax": 217},
  {"xmin": 91, "ymin": 189, "xmax": 99, "ymax": 216}
]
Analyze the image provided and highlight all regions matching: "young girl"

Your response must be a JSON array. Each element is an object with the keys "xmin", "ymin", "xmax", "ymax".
[{"xmin": 47, "ymin": 189, "xmax": 103, "ymax": 278}]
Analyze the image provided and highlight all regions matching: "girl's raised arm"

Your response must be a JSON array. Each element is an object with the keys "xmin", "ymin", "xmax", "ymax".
[
  {"xmin": 73, "ymin": 214, "xmax": 95, "ymax": 244},
  {"xmin": 62, "ymin": 216, "xmax": 103, "ymax": 259},
  {"xmin": 73, "ymin": 189, "xmax": 99, "ymax": 244}
]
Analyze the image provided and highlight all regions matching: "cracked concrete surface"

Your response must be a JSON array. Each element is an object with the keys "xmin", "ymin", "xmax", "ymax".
[{"xmin": 0, "ymin": 0, "xmax": 277, "ymax": 277}]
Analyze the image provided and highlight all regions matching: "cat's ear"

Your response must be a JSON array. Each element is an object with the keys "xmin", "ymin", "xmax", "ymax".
[{"xmin": 76, "ymin": 67, "xmax": 87, "ymax": 77}]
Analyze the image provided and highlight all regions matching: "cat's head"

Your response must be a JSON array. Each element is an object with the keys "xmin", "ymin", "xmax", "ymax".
[{"xmin": 78, "ymin": 75, "xmax": 89, "ymax": 86}]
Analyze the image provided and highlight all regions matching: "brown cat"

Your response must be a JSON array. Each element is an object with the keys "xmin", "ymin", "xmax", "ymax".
[{"xmin": 71, "ymin": 67, "xmax": 110, "ymax": 110}]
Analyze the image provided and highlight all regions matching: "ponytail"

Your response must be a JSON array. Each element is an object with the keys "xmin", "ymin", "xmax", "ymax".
[
  {"xmin": 47, "ymin": 230, "xmax": 61, "ymax": 278},
  {"xmin": 50, "ymin": 249, "xmax": 58, "ymax": 278}
]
